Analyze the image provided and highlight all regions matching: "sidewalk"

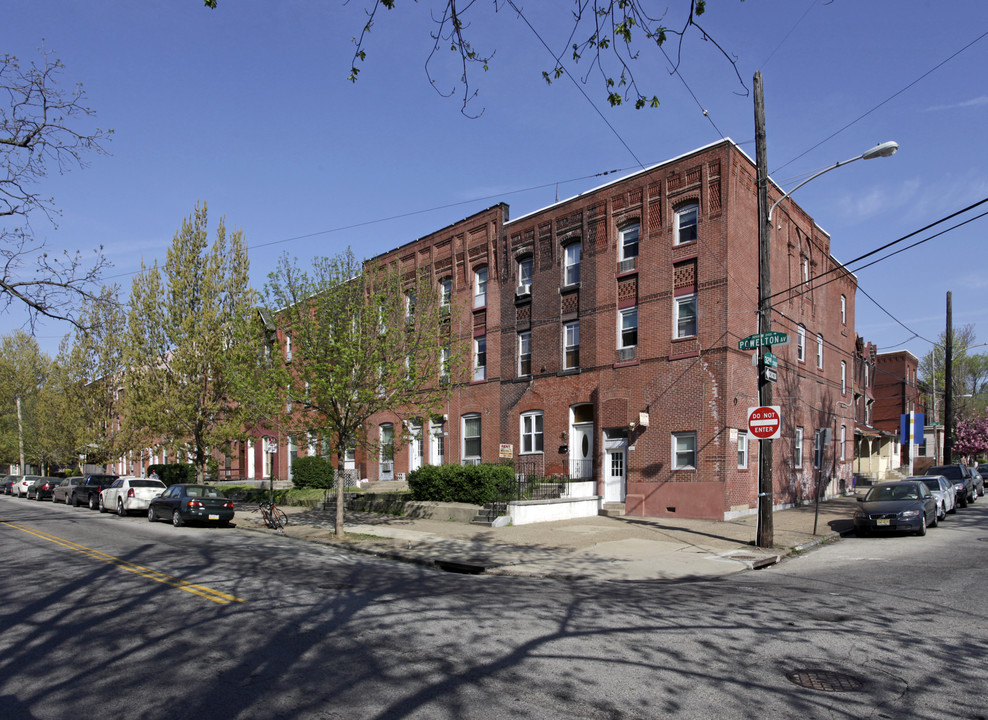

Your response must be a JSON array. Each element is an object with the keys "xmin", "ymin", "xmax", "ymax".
[{"xmin": 237, "ymin": 495, "xmax": 858, "ymax": 582}]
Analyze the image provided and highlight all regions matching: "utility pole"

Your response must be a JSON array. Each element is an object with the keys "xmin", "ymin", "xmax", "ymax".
[
  {"xmin": 944, "ymin": 291, "xmax": 954, "ymax": 464},
  {"xmin": 754, "ymin": 71, "xmax": 774, "ymax": 548}
]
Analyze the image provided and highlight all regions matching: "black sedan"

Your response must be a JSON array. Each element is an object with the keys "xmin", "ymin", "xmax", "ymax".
[
  {"xmin": 854, "ymin": 480, "xmax": 939, "ymax": 536},
  {"xmin": 27, "ymin": 477, "xmax": 62, "ymax": 500},
  {"xmin": 147, "ymin": 484, "xmax": 235, "ymax": 527}
]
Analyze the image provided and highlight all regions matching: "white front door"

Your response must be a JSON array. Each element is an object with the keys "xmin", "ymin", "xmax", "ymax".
[
  {"xmin": 409, "ymin": 421, "xmax": 423, "ymax": 472},
  {"xmin": 570, "ymin": 423, "xmax": 594, "ymax": 479},
  {"xmin": 603, "ymin": 431, "xmax": 628, "ymax": 502}
]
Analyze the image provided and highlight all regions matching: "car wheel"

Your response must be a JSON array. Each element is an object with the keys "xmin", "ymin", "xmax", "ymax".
[
  {"xmin": 930, "ymin": 508, "xmax": 938, "ymax": 528},
  {"xmin": 172, "ymin": 510, "xmax": 184, "ymax": 527},
  {"xmin": 917, "ymin": 515, "xmax": 927, "ymax": 536},
  {"xmin": 88, "ymin": 494, "xmax": 99, "ymax": 511},
  {"xmin": 72, "ymin": 493, "xmax": 80, "ymax": 507},
  {"xmin": 147, "ymin": 507, "xmax": 156, "ymax": 523},
  {"xmin": 98, "ymin": 495, "xmax": 108, "ymax": 513},
  {"xmin": 117, "ymin": 500, "xmax": 126, "ymax": 517},
  {"xmin": 938, "ymin": 502, "xmax": 946, "ymax": 521},
  {"xmin": 959, "ymin": 495, "xmax": 968, "ymax": 508}
]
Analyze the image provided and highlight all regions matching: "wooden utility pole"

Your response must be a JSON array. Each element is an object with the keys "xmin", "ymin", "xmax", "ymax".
[
  {"xmin": 754, "ymin": 71, "xmax": 774, "ymax": 548},
  {"xmin": 944, "ymin": 292, "xmax": 954, "ymax": 464}
]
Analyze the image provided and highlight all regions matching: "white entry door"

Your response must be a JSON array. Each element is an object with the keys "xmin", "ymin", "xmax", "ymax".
[
  {"xmin": 570, "ymin": 423, "xmax": 594, "ymax": 479},
  {"xmin": 409, "ymin": 421, "xmax": 424, "ymax": 472},
  {"xmin": 603, "ymin": 430, "xmax": 628, "ymax": 502}
]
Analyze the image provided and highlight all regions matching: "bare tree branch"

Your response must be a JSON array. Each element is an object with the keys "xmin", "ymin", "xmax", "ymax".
[{"xmin": 1, "ymin": 47, "xmax": 113, "ymax": 330}]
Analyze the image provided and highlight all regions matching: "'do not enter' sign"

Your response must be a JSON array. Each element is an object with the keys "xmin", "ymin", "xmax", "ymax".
[{"xmin": 747, "ymin": 406, "xmax": 781, "ymax": 440}]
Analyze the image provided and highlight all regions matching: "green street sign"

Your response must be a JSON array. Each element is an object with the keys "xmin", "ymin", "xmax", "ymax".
[
  {"xmin": 738, "ymin": 332, "xmax": 790, "ymax": 351},
  {"xmin": 763, "ymin": 352, "xmax": 778, "ymax": 368}
]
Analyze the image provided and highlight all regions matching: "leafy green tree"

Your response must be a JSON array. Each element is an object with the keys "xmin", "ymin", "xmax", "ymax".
[
  {"xmin": 1, "ymin": 48, "xmax": 113, "ymax": 329},
  {"xmin": 123, "ymin": 203, "xmax": 256, "ymax": 480},
  {"xmin": 31, "ymin": 343, "xmax": 80, "ymax": 473},
  {"xmin": 62, "ymin": 287, "xmax": 127, "ymax": 467},
  {"xmin": 262, "ymin": 249, "xmax": 458, "ymax": 537},
  {"xmin": 203, "ymin": 1, "xmax": 744, "ymax": 114},
  {"xmin": 920, "ymin": 325, "xmax": 988, "ymax": 423},
  {"xmin": 0, "ymin": 331, "xmax": 48, "ymax": 471}
]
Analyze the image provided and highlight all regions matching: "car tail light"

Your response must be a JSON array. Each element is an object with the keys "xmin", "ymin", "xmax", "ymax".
[
  {"xmin": 186, "ymin": 500, "xmax": 203, "ymax": 509},
  {"xmin": 222, "ymin": 501, "xmax": 233, "ymax": 509},
  {"xmin": 127, "ymin": 488, "xmax": 135, "ymax": 498}
]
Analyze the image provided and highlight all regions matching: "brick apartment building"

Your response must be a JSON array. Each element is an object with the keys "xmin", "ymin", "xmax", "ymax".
[
  {"xmin": 306, "ymin": 138, "xmax": 858, "ymax": 520},
  {"xmin": 874, "ymin": 350, "xmax": 921, "ymax": 465}
]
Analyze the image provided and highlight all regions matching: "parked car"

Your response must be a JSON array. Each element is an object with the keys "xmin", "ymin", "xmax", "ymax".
[
  {"xmin": 854, "ymin": 480, "xmax": 939, "ymax": 536},
  {"xmin": 906, "ymin": 475, "xmax": 956, "ymax": 520},
  {"xmin": 2, "ymin": 475, "xmax": 18, "ymax": 495},
  {"xmin": 14, "ymin": 475, "xmax": 41, "ymax": 498},
  {"xmin": 27, "ymin": 476, "xmax": 61, "ymax": 501},
  {"xmin": 147, "ymin": 484, "xmax": 235, "ymax": 527},
  {"xmin": 966, "ymin": 465, "xmax": 984, "ymax": 497},
  {"xmin": 925, "ymin": 465, "xmax": 976, "ymax": 508},
  {"xmin": 53, "ymin": 476, "xmax": 85, "ymax": 504},
  {"xmin": 66, "ymin": 474, "xmax": 120, "ymax": 509},
  {"xmin": 100, "ymin": 477, "xmax": 167, "ymax": 516}
]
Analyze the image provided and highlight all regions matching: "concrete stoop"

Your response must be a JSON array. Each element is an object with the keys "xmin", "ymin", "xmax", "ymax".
[{"xmin": 599, "ymin": 502, "xmax": 626, "ymax": 517}]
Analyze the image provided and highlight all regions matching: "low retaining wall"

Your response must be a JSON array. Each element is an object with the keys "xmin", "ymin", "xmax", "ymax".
[{"xmin": 506, "ymin": 495, "xmax": 600, "ymax": 526}]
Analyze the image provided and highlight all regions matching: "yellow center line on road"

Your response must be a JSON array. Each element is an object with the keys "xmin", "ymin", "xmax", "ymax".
[{"xmin": 1, "ymin": 521, "xmax": 246, "ymax": 605}]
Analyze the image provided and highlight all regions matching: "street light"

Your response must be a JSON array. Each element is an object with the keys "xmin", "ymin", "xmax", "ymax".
[
  {"xmin": 768, "ymin": 141, "xmax": 899, "ymax": 222},
  {"xmin": 754, "ymin": 72, "xmax": 899, "ymax": 548}
]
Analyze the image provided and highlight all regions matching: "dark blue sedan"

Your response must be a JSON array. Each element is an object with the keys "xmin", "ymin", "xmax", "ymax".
[
  {"xmin": 853, "ymin": 480, "xmax": 938, "ymax": 537},
  {"xmin": 147, "ymin": 484, "xmax": 235, "ymax": 527}
]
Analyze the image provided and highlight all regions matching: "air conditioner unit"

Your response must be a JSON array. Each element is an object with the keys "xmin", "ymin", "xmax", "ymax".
[
  {"xmin": 618, "ymin": 258, "xmax": 636, "ymax": 274},
  {"xmin": 618, "ymin": 347, "xmax": 635, "ymax": 362},
  {"xmin": 516, "ymin": 284, "xmax": 531, "ymax": 297}
]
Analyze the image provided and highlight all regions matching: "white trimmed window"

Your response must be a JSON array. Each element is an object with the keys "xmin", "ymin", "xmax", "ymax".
[
  {"xmin": 462, "ymin": 414, "xmax": 481, "ymax": 464},
  {"xmin": 440, "ymin": 277, "xmax": 452, "ymax": 309},
  {"xmin": 521, "ymin": 411, "xmax": 544, "ymax": 454},
  {"xmin": 675, "ymin": 203, "xmax": 698, "ymax": 245},
  {"xmin": 816, "ymin": 333, "xmax": 824, "ymax": 369},
  {"xmin": 517, "ymin": 257, "xmax": 533, "ymax": 295},
  {"xmin": 440, "ymin": 346, "xmax": 450, "ymax": 383},
  {"xmin": 840, "ymin": 425, "xmax": 846, "ymax": 461},
  {"xmin": 619, "ymin": 307, "xmax": 638, "ymax": 349},
  {"xmin": 284, "ymin": 333, "xmax": 292, "ymax": 362},
  {"xmin": 673, "ymin": 432, "xmax": 697, "ymax": 470},
  {"xmin": 840, "ymin": 294, "xmax": 846, "ymax": 325},
  {"xmin": 737, "ymin": 431, "xmax": 748, "ymax": 469},
  {"xmin": 564, "ymin": 321, "xmax": 580, "ymax": 370},
  {"xmin": 619, "ymin": 223, "xmax": 639, "ymax": 271},
  {"xmin": 473, "ymin": 336, "xmax": 487, "ymax": 382},
  {"xmin": 474, "ymin": 267, "xmax": 487, "ymax": 308},
  {"xmin": 841, "ymin": 361, "xmax": 847, "ymax": 394},
  {"xmin": 795, "ymin": 426, "xmax": 804, "ymax": 468},
  {"xmin": 564, "ymin": 243, "xmax": 581, "ymax": 286},
  {"xmin": 518, "ymin": 331, "xmax": 531, "ymax": 377},
  {"xmin": 797, "ymin": 325, "xmax": 806, "ymax": 362},
  {"xmin": 674, "ymin": 294, "xmax": 697, "ymax": 339},
  {"xmin": 405, "ymin": 290, "xmax": 416, "ymax": 322}
]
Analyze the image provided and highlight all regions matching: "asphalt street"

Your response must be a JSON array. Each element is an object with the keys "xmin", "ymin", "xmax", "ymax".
[{"xmin": 1, "ymin": 494, "xmax": 985, "ymax": 720}]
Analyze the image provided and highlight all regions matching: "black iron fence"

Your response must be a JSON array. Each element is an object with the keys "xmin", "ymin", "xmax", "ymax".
[{"xmin": 482, "ymin": 458, "xmax": 584, "ymax": 522}]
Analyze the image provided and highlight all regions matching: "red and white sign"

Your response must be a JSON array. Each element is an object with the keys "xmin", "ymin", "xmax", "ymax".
[{"xmin": 747, "ymin": 406, "xmax": 781, "ymax": 440}]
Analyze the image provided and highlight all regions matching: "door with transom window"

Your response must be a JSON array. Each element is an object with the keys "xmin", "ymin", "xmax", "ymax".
[{"xmin": 603, "ymin": 429, "xmax": 628, "ymax": 502}]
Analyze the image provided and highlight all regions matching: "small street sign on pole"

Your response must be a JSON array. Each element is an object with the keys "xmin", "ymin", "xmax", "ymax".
[
  {"xmin": 738, "ymin": 332, "xmax": 789, "ymax": 351},
  {"xmin": 764, "ymin": 367, "xmax": 778, "ymax": 383}
]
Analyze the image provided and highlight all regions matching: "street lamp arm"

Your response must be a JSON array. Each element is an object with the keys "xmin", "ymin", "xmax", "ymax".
[{"xmin": 768, "ymin": 141, "xmax": 898, "ymax": 222}]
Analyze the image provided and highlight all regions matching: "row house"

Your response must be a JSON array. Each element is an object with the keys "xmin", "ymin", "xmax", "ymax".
[{"xmin": 327, "ymin": 139, "xmax": 859, "ymax": 520}]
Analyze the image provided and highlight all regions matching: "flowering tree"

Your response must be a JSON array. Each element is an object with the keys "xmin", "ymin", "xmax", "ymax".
[{"xmin": 953, "ymin": 410, "xmax": 988, "ymax": 460}]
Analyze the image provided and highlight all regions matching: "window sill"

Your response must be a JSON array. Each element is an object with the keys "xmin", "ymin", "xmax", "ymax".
[
  {"xmin": 558, "ymin": 368, "xmax": 580, "ymax": 376},
  {"xmin": 560, "ymin": 283, "xmax": 580, "ymax": 293},
  {"xmin": 616, "ymin": 267, "xmax": 638, "ymax": 280},
  {"xmin": 613, "ymin": 359, "xmax": 640, "ymax": 369}
]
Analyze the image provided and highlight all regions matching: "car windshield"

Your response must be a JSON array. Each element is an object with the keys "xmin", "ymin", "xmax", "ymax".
[
  {"xmin": 920, "ymin": 479, "xmax": 941, "ymax": 491},
  {"xmin": 866, "ymin": 485, "xmax": 921, "ymax": 502},
  {"xmin": 130, "ymin": 480, "xmax": 166, "ymax": 489},
  {"xmin": 928, "ymin": 466, "xmax": 963, "ymax": 480}
]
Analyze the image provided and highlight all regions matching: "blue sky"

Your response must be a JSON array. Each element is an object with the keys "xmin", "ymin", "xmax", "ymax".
[{"xmin": 3, "ymin": 1, "xmax": 987, "ymax": 364}]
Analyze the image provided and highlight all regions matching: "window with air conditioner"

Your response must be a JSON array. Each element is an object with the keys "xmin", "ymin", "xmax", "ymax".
[
  {"xmin": 517, "ymin": 257, "xmax": 533, "ymax": 296},
  {"xmin": 619, "ymin": 223, "xmax": 639, "ymax": 273},
  {"xmin": 618, "ymin": 307, "xmax": 638, "ymax": 361}
]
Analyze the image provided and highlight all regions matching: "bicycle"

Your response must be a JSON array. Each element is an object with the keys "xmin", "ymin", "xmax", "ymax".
[{"xmin": 258, "ymin": 500, "xmax": 288, "ymax": 530}]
